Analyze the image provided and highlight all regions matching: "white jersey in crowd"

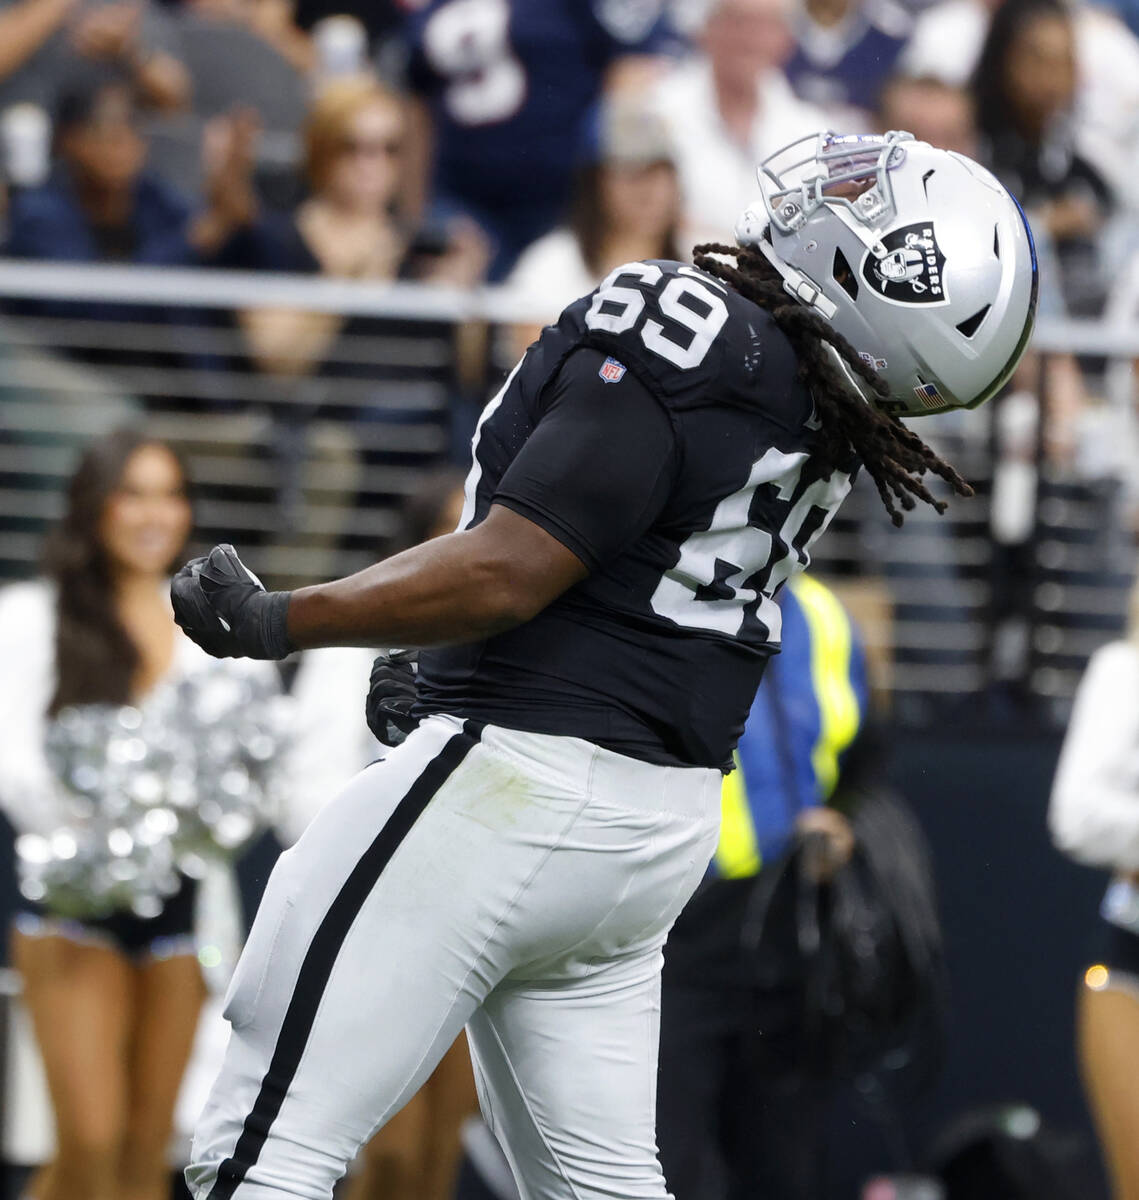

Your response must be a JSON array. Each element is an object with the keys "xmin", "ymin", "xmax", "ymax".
[
  {"xmin": 505, "ymin": 229, "xmax": 598, "ymax": 326},
  {"xmin": 650, "ymin": 58, "xmax": 826, "ymax": 248}
]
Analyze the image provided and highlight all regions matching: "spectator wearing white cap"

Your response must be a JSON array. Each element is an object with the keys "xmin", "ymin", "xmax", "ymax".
[{"xmin": 503, "ymin": 97, "xmax": 683, "ymax": 361}]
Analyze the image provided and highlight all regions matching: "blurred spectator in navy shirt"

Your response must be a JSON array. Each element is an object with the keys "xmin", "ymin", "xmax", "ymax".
[
  {"xmin": 5, "ymin": 67, "xmax": 247, "ymax": 272},
  {"xmin": 785, "ymin": 0, "xmax": 911, "ymax": 124},
  {"xmin": 402, "ymin": 0, "xmax": 676, "ymax": 280},
  {"xmin": 2, "ymin": 64, "xmax": 253, "ymax": 378}
]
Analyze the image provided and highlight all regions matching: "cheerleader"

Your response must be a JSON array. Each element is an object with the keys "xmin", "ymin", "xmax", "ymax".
[
  {"xmin": 1050, "ymin": 575, "xmax": 1139, "ymax": 1200},
  {"xmin": 0, "ymin": 429, "xmax": 269, "ymax": 1200}
]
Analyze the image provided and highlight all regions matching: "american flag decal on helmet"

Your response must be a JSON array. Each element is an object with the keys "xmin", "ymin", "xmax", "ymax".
[
  {"xmin": 913, "ymin": 381, "xmax": 944, "ymax": 410},
  {"xmin": 598, "ymin": 356, "xmax": 627, "ymax": 384}
]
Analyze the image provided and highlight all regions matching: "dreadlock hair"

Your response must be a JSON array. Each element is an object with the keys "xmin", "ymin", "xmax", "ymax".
[{"xmin": 692, "ymin": 242, "xmax": 974, "ymax": 526}]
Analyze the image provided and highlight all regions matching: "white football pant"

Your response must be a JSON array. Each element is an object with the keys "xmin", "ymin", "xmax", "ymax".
[{"xmin": 185, "ymin": 713, "xmax": 721, "ymax": 1199}]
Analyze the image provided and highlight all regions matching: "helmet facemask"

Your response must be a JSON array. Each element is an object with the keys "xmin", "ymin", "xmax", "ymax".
[{"xmin": 735, "ymin": 131, "xmax": 1038, "ymax": 419}]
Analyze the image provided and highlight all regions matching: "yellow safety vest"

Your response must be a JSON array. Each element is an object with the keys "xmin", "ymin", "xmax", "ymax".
[{"xmin": 713, "ymin": 575, "xmax": 862, "ymax": 880}]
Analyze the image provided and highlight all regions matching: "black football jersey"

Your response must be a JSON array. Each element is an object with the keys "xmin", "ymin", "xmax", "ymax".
[{"xmin": 416, "ymin": 260, "xmax": 857, "ymax": 768}]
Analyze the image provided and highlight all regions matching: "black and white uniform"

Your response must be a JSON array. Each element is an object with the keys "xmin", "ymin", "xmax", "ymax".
[{"xmin": 187, "ymin": 261, "xmax": 857, "ymax": 1200}]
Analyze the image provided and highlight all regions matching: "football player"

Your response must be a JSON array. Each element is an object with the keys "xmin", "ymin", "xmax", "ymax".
[{"xmin": 172, "ymin": 132, "xmax": 1036, "ymax": 1199}]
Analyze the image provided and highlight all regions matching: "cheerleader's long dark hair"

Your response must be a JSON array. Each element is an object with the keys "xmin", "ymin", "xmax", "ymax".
[
  {"xmin": 692, "ymin": 242, "xmax": 973, "ymax": 526},
  {"xmin": 42, "ymin": 428, "xmax": 191, "ymax": 715}
]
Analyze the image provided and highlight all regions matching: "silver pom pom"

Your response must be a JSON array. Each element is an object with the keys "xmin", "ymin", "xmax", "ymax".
[{"xmin": 24, "ymin": 671, "xmax": 292, "ymax": 920}]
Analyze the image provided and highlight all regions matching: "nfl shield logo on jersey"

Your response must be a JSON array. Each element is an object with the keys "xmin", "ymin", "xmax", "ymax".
[{"xmin": 598, "ymin": 356, "xmax": 627, "ymax": 384}]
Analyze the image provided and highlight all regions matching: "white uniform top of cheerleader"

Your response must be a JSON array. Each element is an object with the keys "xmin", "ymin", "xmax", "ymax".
[
  {"xmin": 1050, "ymin": 638, "xmax": 1139, "ymax": 872},
  {"xmin": 0, "ymin": 579, "xmax": 379, "ymax": 843}
]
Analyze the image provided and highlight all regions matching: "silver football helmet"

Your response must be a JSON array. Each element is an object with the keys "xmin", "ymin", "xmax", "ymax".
[{"xmin": 734, "ymin": 131, "xmax": 1038, "ymax": 418}]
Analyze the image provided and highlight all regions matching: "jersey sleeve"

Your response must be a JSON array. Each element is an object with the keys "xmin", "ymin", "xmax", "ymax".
[{"xmin": 493, "ymin": 347, "xmax": 678, "ymax": 572}]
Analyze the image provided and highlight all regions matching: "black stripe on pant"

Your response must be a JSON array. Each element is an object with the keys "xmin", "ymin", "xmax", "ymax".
[{"xmin": 206, "ymin": 720, "xmax": 484, "ymax": 1199}]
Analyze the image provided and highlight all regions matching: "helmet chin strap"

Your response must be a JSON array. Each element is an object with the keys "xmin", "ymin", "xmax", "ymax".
[
  {"xmin": 733, "ymin": 207, "xmax": 880, "ymax": 408},
  {"xmin": 745, "ymin": 228, "xmax": 839, "ymax": 322},
  {"xmin": 735, "ymin": 181, "xmax": 897, "ymax": 327}
]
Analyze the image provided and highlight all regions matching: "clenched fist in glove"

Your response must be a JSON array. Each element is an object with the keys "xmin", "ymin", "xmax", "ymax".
[
  {"xmin": 171, "ymin": 544, "xmax": 293, "ymax": 660},
  {"xmin": 365, "ymin": 650, "xmax": 420, "ymax": 746}
]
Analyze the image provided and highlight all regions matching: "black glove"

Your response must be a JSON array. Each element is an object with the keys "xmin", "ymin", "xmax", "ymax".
[
  {"xmin": 170, "ymin": 544, "xmax": 293, "ymax": 660},
  {"xmin": 366, "ymin": 649, "xmax": 420, "ymax": 746}
]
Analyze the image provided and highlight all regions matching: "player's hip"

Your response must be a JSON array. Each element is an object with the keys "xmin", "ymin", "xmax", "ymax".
[
  {"xmin": 463, "ymin": 714, "xmax": 722, "ymax": 818},
  {"xmin": 376, "ymin": 713, "xmax": 721, "ymax": 871},
  {"xmin": 419, "ymin": 714, "xmax": 722, "ymax": 970},
  {"xmin": 282, "ymin": 714, "xmax": 721, "ymax": 982}
]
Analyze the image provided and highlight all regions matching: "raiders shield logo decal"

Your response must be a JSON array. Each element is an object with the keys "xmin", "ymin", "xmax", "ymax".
[{"xmin": 861, "ymin": 222, "xmax": 948, "ymax": 306}]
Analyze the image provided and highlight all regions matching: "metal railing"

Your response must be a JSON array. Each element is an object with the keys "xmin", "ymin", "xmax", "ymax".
[{"xmin": 0, "ymin": 260, "xmax": 1134, "ymax": 723}]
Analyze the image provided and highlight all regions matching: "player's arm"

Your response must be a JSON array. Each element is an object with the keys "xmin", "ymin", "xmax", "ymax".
[
  {"xmin": 169, "ymin": 507, "xmax": 584, "ymax": 658},
  {"xmin": 171, "ymin": 349, "xmax": 677, "ymax": 658},
  {"xmin": 288, "ymin": 504, "xmax": 587, "ymax": 649}
]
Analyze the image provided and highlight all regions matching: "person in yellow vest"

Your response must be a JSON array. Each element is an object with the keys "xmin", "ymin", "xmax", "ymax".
[{"xmin": 656, "ymin": 572, "xmax": 873, "ymax": 1200}]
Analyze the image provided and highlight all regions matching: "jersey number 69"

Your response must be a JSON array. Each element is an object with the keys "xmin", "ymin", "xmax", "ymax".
[{"xmin": 584, "ymin": 263, "xmax": 729, "ymax": 370}]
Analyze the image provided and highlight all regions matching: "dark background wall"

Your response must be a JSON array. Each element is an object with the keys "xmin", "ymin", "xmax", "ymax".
[{"xmin": 825, "ymin": 731, "xmax": 1109, "ymax": 1198}]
